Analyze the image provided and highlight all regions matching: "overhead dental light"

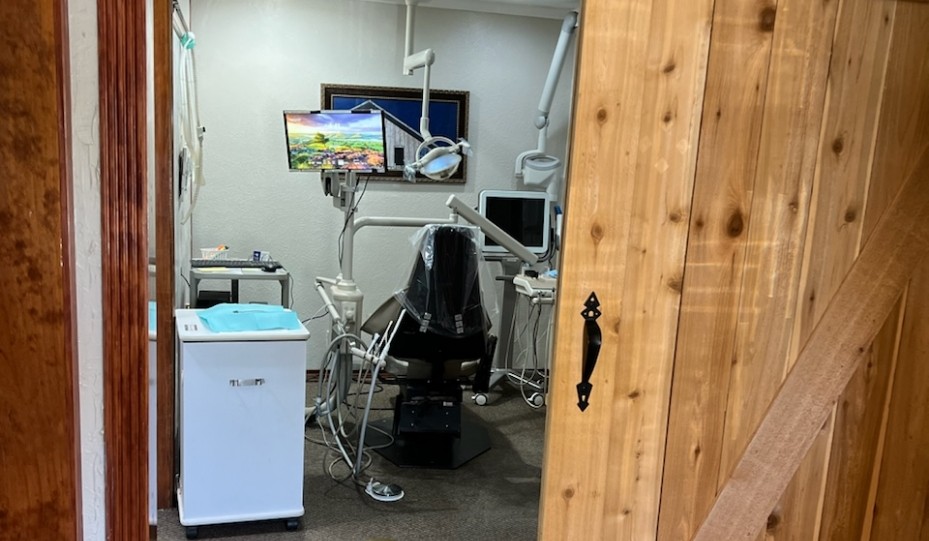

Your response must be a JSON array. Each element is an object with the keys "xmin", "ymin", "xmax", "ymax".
[
  {"xmin": 515, "ymin": 10, "xmax": 578, "ymax": 193},
  {"xmin": 402, "ymin": 0, "xmax": 471, "ymax": 182}
]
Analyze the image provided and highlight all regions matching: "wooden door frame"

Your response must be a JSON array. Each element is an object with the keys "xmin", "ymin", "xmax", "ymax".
[
  {"xmin": 97, "ymin": 0, "xmax": 150, "ymax": 537},
  {"xmin": 0, "ymin": 0, "xmax": 82, "ymax": 537},
  {"xmin": 153, "ymin": 0, "xmax": 177, "ymax": 510}
]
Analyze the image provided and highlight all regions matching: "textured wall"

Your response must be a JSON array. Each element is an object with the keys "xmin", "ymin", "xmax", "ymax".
[
  {"xmin": 189, "ymin": 0, "xmax": 574, "ymax": 367},
  {"xmin": 69, "ymin": 0, "xmax": 105, "ymax": 537}
]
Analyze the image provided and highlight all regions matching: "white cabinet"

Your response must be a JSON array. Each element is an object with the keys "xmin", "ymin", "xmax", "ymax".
[{"xmin": 175, "ymin": 309, "xmax": 309, "ymax": 536}]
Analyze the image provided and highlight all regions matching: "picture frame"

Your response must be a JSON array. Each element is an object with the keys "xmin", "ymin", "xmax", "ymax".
[{"xmin": 322, "ymin": 83, "xmax": 470, "ymax": 183}]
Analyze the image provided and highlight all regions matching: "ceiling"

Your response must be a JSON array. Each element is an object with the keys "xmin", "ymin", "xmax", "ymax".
[{"xmin": 361, "ymin": 0, "xmax": 580, "ymax": 19}]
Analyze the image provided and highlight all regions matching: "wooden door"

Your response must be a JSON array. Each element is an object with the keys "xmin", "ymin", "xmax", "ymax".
[{"xmin": 540, "ymin": 0, "xmax": 929, "ymax": 539}]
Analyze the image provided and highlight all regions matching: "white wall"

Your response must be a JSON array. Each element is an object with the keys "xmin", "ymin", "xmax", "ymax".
[
  {"xmin": 69, "ymin": 0, "xmax": 105, "ymax": 537},
  {"xmin": 175, "ymin": 0, "xmax": 195, "ymax": 308},
  {"xmin": 190, "ymin": 0, "xmax": 574, "ymax": 367}
]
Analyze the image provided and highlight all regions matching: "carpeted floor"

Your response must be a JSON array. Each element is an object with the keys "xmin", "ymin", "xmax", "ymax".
[{"xmin": 157, "ymin": 383, "xmax": 546, "ymax": 541}]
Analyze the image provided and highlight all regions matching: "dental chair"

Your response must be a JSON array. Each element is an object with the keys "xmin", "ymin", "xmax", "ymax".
[{"xmin": 363, "ymin": 224, "xmax": 497, "ymax": 469}]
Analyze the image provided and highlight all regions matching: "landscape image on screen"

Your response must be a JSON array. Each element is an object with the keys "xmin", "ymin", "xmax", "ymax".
[{"xmin": 284, "ymin": 111, "xmax": 386, "ymax": 172}]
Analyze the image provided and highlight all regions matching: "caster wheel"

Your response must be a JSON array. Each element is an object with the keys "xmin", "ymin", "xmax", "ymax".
[
  {"xmin": 473, "ymin": 393, "xmax": 488, "ymax": 406},
  {"xmin": 285, "ymin": 518, "xmax": 301, "ymax": 531},
  {"xmin": 185, "ymin": 526, "xmax": 199, "ymax": 539},
  {"xmin": 530, "ymin": 392, "xmax": 545, "ymax": 407}
]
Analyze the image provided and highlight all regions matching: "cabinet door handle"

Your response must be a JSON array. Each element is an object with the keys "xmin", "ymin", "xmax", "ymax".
[{"xmin": 230, "ymin": 378, "xmax": 265, "ymax": 387}]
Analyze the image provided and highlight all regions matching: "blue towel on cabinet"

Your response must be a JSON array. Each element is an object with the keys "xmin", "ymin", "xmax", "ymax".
[{"xmin": 197, "ymin": 303, "xmax": 301, "ymax": 333}]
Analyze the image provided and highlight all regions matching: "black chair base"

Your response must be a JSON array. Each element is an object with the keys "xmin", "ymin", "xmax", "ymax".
[{"xmin": 368, "ymin": 409, "xmax": 491, "ymax": 469}]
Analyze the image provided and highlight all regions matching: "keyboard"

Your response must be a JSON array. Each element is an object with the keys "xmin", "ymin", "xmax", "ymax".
[{"xmin": 191, "ymin": 258, "xmax": 281, "ymax": 269}]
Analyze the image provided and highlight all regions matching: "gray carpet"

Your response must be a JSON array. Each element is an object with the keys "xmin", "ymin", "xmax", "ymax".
[{"xmin": 158, "ymin": 383, "xmax": 546, "ymax": 541}]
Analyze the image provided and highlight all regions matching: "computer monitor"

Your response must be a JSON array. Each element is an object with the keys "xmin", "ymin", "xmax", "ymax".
[
  {"xmin": 283, "ymin": 110, "xmax": 386, "ymax": 172},
  {"xmin": 478, "ymin": 190, "xmax": 551, "ymax": 258}
]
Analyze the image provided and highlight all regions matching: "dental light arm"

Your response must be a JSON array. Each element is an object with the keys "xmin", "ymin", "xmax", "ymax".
[
  {"xmin": 446, "ymin": 195, "xmax": 539, "ymax": 265},
  {"xmin": 403, "ymin": 0, "xmax": 416, "ymax": 74},
  {"xmin": 402, "ymin": 45, "xmax": 469, "ymax": 181},
  {"xmin": 401, "ymin": 0, "xmax": 470, "ymax": 182},
  {"xmin": 401, "ymin": 50, "xmax": 471, "ymax": 182},
  {"xmin": 534, "ymin": 11, "xmax": 578, "ymax": 132},
  {"xmin": 515, "ymin": 11, "xmax": 578, "ymax": 181},
  {"xmin": 403, "ymin": 48, "xmax": 435, "ymax": 138}
]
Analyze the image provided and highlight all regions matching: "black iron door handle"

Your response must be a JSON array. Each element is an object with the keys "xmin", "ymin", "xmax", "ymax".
[{"xmin": 577, "ymin": 292, "xmax": 602, "ymax": 411}]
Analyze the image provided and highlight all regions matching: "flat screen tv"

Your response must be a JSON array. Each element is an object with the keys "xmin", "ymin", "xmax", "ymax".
[
  {"xmin": 478, "ymin": 190, "xmax": 551, "ymax": 258},
  {"xmin": 283, "ymin": 110, "xmax": 386, "ymax": 172}
]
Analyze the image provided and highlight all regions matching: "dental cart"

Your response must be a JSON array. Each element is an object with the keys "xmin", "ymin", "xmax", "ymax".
[{"xmin": 175, "ymin": 309, "xmax": 309, "ymax": 539}]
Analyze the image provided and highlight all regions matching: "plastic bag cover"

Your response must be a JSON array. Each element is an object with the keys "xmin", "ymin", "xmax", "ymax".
[{"xmin": 394, "ymin": 224, "xmax": 489, "ymax": 338}]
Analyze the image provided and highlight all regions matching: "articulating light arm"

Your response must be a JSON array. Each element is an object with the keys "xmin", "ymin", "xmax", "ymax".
[
  {"xmin": 515, "ymin": 11, "xmax": 578, "ymax": 182},
  {"xmin": 535, "ymin": 11, "xmax": 579, "ymax": 131},
  {"xmin": 402, "ymin": 46, "xmax": 470, "ymax": 181},
  {"xmin": 403, "ymin": 48, "xmax": 436, "ymax": 140},
  {"xmin": 401, "ymin": 0, "xmax": 470, "ymax": 182}
]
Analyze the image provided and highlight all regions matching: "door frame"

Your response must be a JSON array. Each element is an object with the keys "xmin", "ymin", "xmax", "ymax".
[
  {"xmin": 97, "ymin": 0, "xmax": 150, "ymax": 537},
  {"xmin": 153, "ymin": 0, "xmax": 177, "ymax": 511},
  {"xmin": 0, "ymin": 0, "xmax": 82, "ymax": 537}
]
